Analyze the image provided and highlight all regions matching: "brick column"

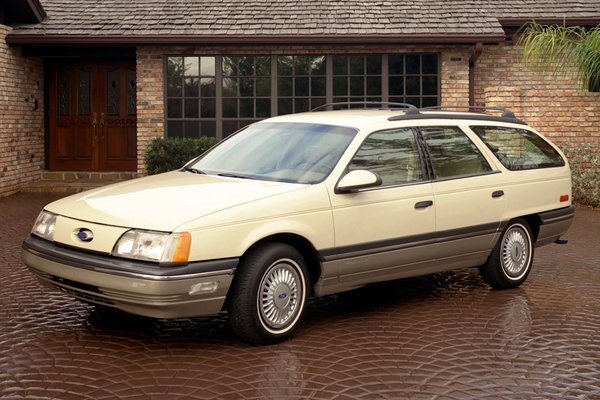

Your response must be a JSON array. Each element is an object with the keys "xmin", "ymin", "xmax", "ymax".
[
  {"xmin": 440, "ymin": 49, "xmax": 471, "ymax": 107},
  {"xmin": 136, "ymin": 48, "xmax": 165, "ymax": 175},
  {"xmin": 0, "ymin": 24, "xmax": 44, "ymax": 197}
]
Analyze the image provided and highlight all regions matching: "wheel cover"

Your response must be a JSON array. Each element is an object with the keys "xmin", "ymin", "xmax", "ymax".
[
  {"xmin": 258, "ymin": 259, "xmax": 304, "ymax": 331},
  {"xmin": 501, "ymin": 225, "xmax": 531, "ymax": 278}
]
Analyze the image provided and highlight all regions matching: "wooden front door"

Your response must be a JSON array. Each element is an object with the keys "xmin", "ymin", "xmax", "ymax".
[{"xmin": 48, "ymin": 60, "xmax": 137, "ymax": 171}]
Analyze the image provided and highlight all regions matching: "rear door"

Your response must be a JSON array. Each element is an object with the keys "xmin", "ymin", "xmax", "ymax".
[{"xmin": 419, "ymin": 125, "xmax": 506, "ymax": 269}]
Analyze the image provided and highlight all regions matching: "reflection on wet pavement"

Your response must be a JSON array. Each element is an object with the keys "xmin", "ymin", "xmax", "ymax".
[{"xmin": 1, "ymin": 194, "xmax": 599, "ymax": 399}]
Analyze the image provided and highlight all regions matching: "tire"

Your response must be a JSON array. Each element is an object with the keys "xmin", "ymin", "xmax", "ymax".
[
  {"xmin": 479, "ymin": 219, "xmax": 534, "ymax": 290},
  {"xmin": 228, "ymin": 243, "xmax": 309, "ymax": 345}
]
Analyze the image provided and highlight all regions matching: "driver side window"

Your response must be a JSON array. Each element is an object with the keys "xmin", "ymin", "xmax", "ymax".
[{"xmin": 348, "ymin": 128, "xmax": 424, "ymax": 187}]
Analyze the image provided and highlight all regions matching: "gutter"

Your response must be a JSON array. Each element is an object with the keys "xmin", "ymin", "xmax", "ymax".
[
  {"xmin": 5, "ymin": 34, "xmax": 506, "ymax": 46},
  {"xmin": 25, "ymin": 0, "xmax": 47, "ymax": 22},
  {"xmin": 498, "ymin": 17, "xmax": 600, "ymax": 27},
  {"xmin": 468, "ymin": 42, "xmax": 484, "ymax": 107}
]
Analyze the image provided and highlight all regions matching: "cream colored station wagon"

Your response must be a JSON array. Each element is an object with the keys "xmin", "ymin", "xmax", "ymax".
[{"xmin": 22, "ymin": 104, "xmax": 574, "ymax": 344}]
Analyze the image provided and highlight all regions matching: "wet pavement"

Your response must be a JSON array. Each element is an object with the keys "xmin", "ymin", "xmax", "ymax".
[{"xmin": 1, "ymin": 193, "xmax": 599, "ymax": 400}]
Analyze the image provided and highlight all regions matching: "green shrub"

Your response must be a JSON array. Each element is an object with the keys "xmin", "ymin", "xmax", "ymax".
[
  {"xmin": 559, "ymin": 141, "xmax": 600, "ymax": 207},
  {"xmin": 145, "ymin": 136, "xmax": 217, "ymax": 175}
]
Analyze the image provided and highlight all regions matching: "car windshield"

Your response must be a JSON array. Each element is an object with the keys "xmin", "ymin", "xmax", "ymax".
[{"xmin": 189, "ymin": 122, "xmax": 358, "ymax": 184}]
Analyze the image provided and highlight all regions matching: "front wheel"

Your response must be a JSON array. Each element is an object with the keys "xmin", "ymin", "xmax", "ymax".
[
  {"xmin": 228, "ymin": 243, "xmax": 309, "ymax": 345},
  {"xmin": 479, "ymin": 219, "xmax": 534, "ymax": 289}
]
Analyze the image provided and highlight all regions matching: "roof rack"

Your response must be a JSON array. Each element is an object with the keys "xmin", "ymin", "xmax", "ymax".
[
  {"xmin": 421, "ymin": 105, "xmax": 516, "ymax": 119},
  {"xmin": 311, "ymin": 101, "xmax": 419, "ymax": 114},
  {"xmin": 387, "ymin": 105, "xmax": 526, "ymax": 125},
  {"xmin": 308, "ymin": 102, "xmax": 526, "ymax": 125}
]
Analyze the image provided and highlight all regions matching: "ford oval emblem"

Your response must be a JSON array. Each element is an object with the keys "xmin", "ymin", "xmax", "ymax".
[
  {"xmin": 278, "ymin": 292, "xmax": 288, "ymax": 300},
  {"xmin": 75, "ymin": 228, "xmax": 94, "ymax": 242}
]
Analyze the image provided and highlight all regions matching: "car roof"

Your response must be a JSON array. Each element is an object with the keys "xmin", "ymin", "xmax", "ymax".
[
  {"xmin": 262, "ymin": 107, "xmax": 527, "ymax": 130},
  {"xmin": 266, "ymin": 109, "xmax": 403, "ymax": 130}
]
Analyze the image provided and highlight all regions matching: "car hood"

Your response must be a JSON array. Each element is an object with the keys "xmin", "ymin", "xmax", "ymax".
[{"xmin": 45, "ymin": 171, "xmax": 308, "ymax": 232}]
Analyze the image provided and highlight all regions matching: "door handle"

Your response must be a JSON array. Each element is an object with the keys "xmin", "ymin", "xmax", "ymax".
[
  {"xmin": 91, "ymin": 112, "xmax": 97, "ymax": 140},
  {"xmin": 415, "ymin": 200, "xmax": 433, "ymax": 209},
  {"xmin": 492, "ymin": 190, "xmax": 504, "ymax": 198}
]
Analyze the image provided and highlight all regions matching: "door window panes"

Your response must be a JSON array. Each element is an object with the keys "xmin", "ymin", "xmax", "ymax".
[
  {"xmin": 77, "ymin": 69, "xmax": 90, "ymax": 116},
  {"xmin": 127, "ymin": 69, "xmax": 136, "ymax": 116},
  {"xmin": 106, "ymin": 69, "xmax": 120, "ymax": 116},
  {"xmin": 57, "ymin": 68, "xmax": 71, "ymax": 116}
]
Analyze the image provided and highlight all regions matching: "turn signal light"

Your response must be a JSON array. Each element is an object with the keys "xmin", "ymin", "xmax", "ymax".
[
  {"xmin": 560, "ymin": 195, "xmax": 569, "ymax": 202},
  {"xmin": 171, "ymin": 232, "xmax": 192, "ymax": 263}
]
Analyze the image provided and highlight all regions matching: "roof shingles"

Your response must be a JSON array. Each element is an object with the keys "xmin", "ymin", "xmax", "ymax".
[{"xmin": 6, "ymin": 0, "xmax": 600, "ymax": 42}]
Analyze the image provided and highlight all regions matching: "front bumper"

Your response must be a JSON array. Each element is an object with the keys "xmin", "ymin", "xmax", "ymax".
[{"xmin": 22, "ymin": 237, "xmax": 238, "ymax": 319}]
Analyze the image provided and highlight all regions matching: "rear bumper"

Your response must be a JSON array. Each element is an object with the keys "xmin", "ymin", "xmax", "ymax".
[
  {"xmin": 21, "ymin": 237, "xmax": 237, "ymax": 319},
  {"xmin": 536, "ymin": 205, "xmax": 575, "ymax": 247}
]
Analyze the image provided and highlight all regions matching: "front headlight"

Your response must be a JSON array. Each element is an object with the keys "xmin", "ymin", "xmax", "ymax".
[
  {"xmin": 32, "ymin": 210, "xmax": 57, "ymax": 241},
  {"xmin": 112, "ymin": 229, "xmax": 191, "ymax": 264}
]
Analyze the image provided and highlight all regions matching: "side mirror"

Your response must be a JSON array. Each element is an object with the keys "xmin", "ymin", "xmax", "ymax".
[{"xmin": 336, "ymin": 170, "xmax": 382, "ymax": 193}]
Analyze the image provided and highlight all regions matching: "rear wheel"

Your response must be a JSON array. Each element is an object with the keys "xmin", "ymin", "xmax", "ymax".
[
  {"xmin": 479, "ymin": 219, "xmax": 534, "ymax": 289},
  {"xmin": 229, "ymin": 243, "xmax": 309, "ymax": 345}
]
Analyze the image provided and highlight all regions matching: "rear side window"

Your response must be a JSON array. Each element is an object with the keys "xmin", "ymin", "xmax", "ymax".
[
  {"xmin": 420, "ymin": 126, "xmax": 492, "ymax": 179},
  {"xmin": 470, "ymin": 126, "xmax": 565, "ymax": 170}
]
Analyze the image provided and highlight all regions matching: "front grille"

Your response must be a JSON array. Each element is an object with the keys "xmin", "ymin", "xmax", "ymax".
[
  {"xmin": 50, "ymin": 275, "xmax": 100, "ymax": 294},
  {"xmin": 35, "ymin": 273, "xmax": 115, "ymax": 306},
  {"xmin": 53, "ymin": 284, "xmax": 114, "ymax": 306}
]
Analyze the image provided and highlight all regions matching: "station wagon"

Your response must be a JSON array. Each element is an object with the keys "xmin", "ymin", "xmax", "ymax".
[{"xmin": 22, "ymin": 104, "xmax": 574, "ymax": 344}]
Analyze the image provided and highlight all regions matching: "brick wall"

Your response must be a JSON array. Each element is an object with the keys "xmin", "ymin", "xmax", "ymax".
[
  {"xmin": 474, "ymin": 41, "xmax": 600, "ymax": 146},
  {"xmin": 135, "ymin": 44, "xmax": 471, "ymax": 174},
  {"xmin": 0, "ymin": 25, "xmax": 44, "ymax": 197},
  {"xmin": 441, "ymin": 48, "xmax": 470, "ymax": 107}
]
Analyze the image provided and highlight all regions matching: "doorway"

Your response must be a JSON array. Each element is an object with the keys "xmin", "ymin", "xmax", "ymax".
[{"xmin": 48, "ymin": 60, "xmax": 137, "ymax": 171}]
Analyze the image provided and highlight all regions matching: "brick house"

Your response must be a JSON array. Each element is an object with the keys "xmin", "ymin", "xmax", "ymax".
[{"xmin": 1, "ymin": 0, "xmax": 599, "ymax": 196}]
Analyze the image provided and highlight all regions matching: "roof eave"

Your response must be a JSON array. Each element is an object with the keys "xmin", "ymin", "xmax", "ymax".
[{"xmin": 5, "ymin": 34, "xmax": 506, "ymax": 46}]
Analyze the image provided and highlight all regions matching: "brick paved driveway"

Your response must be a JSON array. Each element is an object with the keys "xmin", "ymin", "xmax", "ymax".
[{"xmin": 1, "ymin": 193, "xmax": 599, "ymax": 399}]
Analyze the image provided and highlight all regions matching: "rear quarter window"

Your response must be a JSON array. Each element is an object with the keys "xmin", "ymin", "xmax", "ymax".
[{"xmin": 470, "ymin": 126, "xmax": 565, "ymax": 170}]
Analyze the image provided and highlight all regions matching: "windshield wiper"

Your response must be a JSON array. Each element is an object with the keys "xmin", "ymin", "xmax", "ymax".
[
  {"xmin": 217, "ymin": 172, "xmax": 254, "ymax": 180},
  {"xmin": 182, "ymin": 165, "xmax": 206, "ymax": 174}
]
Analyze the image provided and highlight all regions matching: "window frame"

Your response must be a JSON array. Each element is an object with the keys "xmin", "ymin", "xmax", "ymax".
[
  {"xmin": 417, "ymin": 125, "xmax": 498, "ymax": 182},
  {"xmin": 221, "ymin": 55, "xmax": 273, "ymax": 137},
  {"xmin": 343, "ymin": 127, "xmax": 429, "ymax": 190},
  {"xmin": 468, "ymin": 125, "xmax": 566, "ymax": 171},
  {"xmin": 331, "ymin": 54, "xmax": 384, "ymax": 107},
  {"xmin": 276, "ymin": 55, "xmax": 328, "ymax": 115},
  {"xmin": 164, "ymin": 53, "xmax": 441, "ymax": 140},
  {"xmin": 165, "ymin": 56, "xmax": 217, "ymax": 139}
]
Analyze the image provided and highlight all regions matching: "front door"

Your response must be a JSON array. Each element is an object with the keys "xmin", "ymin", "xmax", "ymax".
[
  {"xmin": 326, "ymin": 127, "xmax": 437, "ymax": 287},
  {"xmin": 48, "ymin": 60, "xmax": 137, "ymax": 171}
]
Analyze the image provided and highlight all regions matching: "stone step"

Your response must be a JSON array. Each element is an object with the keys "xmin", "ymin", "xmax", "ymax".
[{"xmin": 20, "ymin": 171, "xmax": 138, "ymax": 194}]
